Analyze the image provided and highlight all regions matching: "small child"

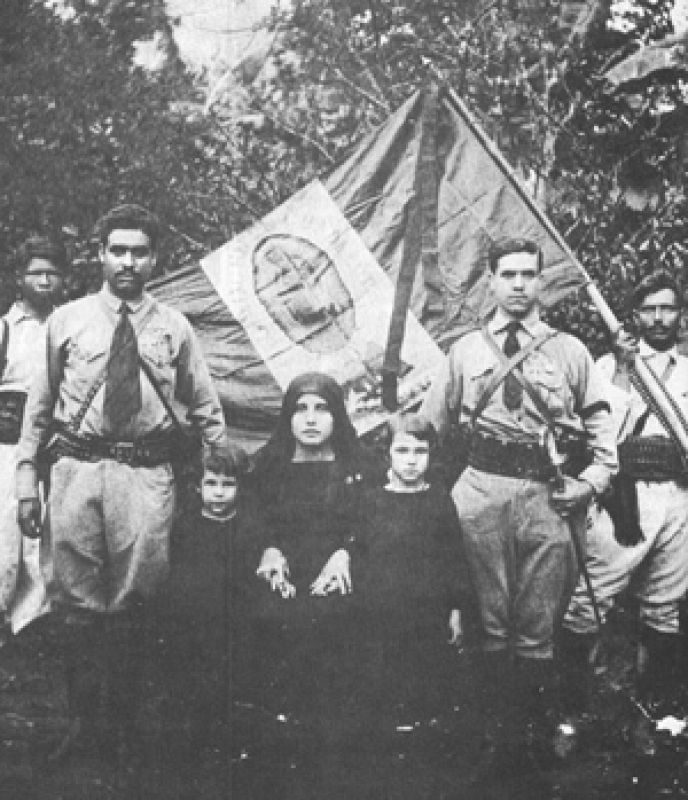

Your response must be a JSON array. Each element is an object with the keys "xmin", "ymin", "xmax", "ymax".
[
  {"xmin": 154, "ymin": 443, "xmax": 251, "ymax": 758},
  {"xmin": 355, "ymin": 413, "xmax": 470, "ymax": 732}
]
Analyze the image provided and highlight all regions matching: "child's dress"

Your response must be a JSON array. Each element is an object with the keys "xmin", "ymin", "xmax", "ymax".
[
  {"xmin": 153, "ymin": 505, "xmax": 256, "ymax": 753},
  {"xmin": 355, "ymin": 483, "xmax": 471, "ymax": 721}
]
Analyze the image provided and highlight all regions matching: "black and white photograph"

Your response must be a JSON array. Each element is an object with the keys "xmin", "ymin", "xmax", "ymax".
[{"xmin": 1, "ymin": 1, "xmax": 688, "ymax": 798}]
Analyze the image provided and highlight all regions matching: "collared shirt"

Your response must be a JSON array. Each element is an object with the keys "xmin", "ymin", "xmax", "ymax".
[
  {"xmin": 597, "ymin": 341, "xmax": 688, "ymax": 442},
  {"xmin": 420, "ymin": 308, "xmax": 617, "ymax": 495},
  {"xmin": 0, "ymin": 302, "xmax": 49, "ymax": 392},
  {"xmin": 16, "ymin": 286, "xmax": 226, "ymax": 495}
]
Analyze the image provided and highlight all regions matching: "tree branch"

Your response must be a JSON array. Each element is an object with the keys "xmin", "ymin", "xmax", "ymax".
[
  {"xmin": 259, "ymin": 109, "xmax": 335, "ymax": 164},
  {"xmin": 166, "ymin": 223, "xmax": 205, "ymax": 249},
  {"xmin": 330, "ymin": 66, "xmax": 390, "ymax": 112}
]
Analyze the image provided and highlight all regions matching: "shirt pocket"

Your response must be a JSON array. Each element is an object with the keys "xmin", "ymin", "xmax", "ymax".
[
  {"xmin": 62, "ymin": 339, "xmax": 108, "ymax": 401},
  {"xmin": 139, "ymin": 327, "xmax": 175, "ymax": 369},
  {"xmin": 139, "ymin": 328, "xmax": 177, "ymax": 390},
  {"xmin": 466, "ymin": 364, "xmax": 497, "ymax": 411},
  {"xmin": 523, "ymin": 353, "xmax": 570, "ymax": 416}
]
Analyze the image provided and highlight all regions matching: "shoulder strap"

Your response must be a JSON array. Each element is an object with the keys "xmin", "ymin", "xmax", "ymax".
[
  {"xmin": 471, "ymin": 327, "xmax": 556, "ymax": 427},
  {"xmin": 632, "ymin": 357, "xmax": 676, "ymax": 437},
  {"xmin": 138, "ymin": 355, "xmax": 185, "ymax": 433},
  {"xmin": 67, "ymin": 307, "xmax": 159, "ymax": 434},
  {"xmin": 68, "ymin": 365, "xmax": 109, "ymax": 433},
  {"xmin": 479, "ymin": 327, "xmax": 561, "ymax": 433},
  {"xmin": 0, "ymin": 318, "xmax": 9, "ymax": 380}
]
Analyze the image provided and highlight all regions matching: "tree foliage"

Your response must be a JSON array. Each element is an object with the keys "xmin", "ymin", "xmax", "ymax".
[
  {"xmin": 0, "ymin": 0, "xmax": 258, "ymax": 306},
  {"xmin": 234, "ymin": 0, "xmax": 688, "ymax": 351},
  {"xmin": 0, "ymin": 0, "xmax": 686, "ymax": 353}
]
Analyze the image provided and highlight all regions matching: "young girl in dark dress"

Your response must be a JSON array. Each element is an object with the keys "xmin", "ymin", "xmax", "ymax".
[
  {"xmin": 153, "ymin": 444, "xmax": 252, "ymax": 759},
  {"xmin": 248, "ymin": 371, "xmax": 382, "ymax": 754},
  {"xmin": 355, "ymin": 413, "xmax": 470, "ymax": 733}
]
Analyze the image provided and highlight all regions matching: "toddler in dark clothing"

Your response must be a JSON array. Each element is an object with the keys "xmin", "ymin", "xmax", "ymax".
[
  {"xmin": 154, "ymin": 443, "xmax": 252, "ymax": 759},
  {"xmin": 356, "ymin": 413, "xmax": 470, "ymax": 729}
]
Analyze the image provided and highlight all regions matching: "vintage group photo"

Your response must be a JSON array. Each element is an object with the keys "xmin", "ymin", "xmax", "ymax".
[{"xmin": 1, "ymin": 1, "xmax": 688, "ymax": 798}]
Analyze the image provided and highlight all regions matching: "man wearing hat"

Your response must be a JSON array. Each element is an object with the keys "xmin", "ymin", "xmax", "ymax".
[
  {"xmin": 0, "ymin": 236, "xmax": 66, "ymax": 635},
  {"xmin": 15, "ymin": 205, "xmax": 227, "ymax": 762}
]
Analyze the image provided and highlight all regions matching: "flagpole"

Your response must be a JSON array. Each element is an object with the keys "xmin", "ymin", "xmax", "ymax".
[{"xmin": 429, "ymin": 64, "xmax": 688, "ymax": 457}]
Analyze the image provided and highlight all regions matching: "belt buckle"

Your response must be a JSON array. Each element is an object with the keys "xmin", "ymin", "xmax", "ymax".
[{"xmin": 111, "ymin": 441, "xmax": 136, "ymax": 465}]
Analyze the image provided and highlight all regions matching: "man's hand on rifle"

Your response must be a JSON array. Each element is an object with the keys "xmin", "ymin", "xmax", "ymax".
[
  {"xmin": 550, "ymin": 476, "xmax": 595, "ymax": 519},
  {"xmin": 17, "ymin": 498, "xmax": 42, "ymax": 539}
]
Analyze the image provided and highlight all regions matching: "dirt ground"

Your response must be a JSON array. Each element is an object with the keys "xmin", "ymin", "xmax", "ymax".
[{"xmin": 1, "ymin": 604, "xmax": 688, "ymax": 800}]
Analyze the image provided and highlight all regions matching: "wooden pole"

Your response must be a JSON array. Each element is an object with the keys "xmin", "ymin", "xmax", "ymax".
[{"xmin": 431, "ymin": 65, "xmax": 688, "ymax": 456}]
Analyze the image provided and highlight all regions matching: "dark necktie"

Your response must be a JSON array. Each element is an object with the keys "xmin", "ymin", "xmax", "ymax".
[
  {"xmin": 503, "ymin": 321, "xmax": 523, "ymax": 411},
  {"xmin": 103, "ymin": 303, "xmax": 142, "ymax": 434}
]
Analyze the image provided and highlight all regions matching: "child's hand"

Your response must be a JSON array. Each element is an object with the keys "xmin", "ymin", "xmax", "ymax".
[
  {"xmin": 448, "ymin": 609, "xmax": 463, "ymax": 649},
  {"xmin": 310, "ymin": 549, "xmax": 352, "ymax": 596},
  {"xmin": 256, "ymin": 547, "xmax": 296, "ymax": 599}
]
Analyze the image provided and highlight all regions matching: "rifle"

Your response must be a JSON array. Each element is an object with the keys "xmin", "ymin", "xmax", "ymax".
[
  {"xmin": 542, "ymin": 429, "xmax": 604, "ymax": 633},
  {"xmin": 431, "ymin": 66, "xmax": 688, "ymax": 465}
]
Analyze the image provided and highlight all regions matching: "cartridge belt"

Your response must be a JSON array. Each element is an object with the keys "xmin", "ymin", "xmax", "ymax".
[
  {"xmin": 467, "ymin": 430, "xmax": 555, "ymax": 481},
  {"xmin": 619, "ymin": 435, "xmax": 686, "ymax": 482},
  {"xmin": 44, "ymin": 426, "xmax": 177, "ymax": 468}
]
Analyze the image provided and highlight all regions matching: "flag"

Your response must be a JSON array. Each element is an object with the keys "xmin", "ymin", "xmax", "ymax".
[
  {"xmin": 326, "ymin": 86, "xmax": 585, "ymax": 348},
  {"xmin": 149, "ymin": 85, "xmax": 587, "ymax": 448}
]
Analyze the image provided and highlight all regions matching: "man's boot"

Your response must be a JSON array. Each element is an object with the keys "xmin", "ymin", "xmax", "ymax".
[
  {"xmin": 633, "ymin": 625, "xmax": 682, "ymax": 756},
  {"xmin": 103, "ymin": 611, "xmax": 146, "ymax": 770},
  {"xmin": 637, "ymin": 625, "xmax": 681, "ymax": 704},
  {"xmin": 470, "ymin": 650, "xmax": 521, "ymax": 783},
  {"xmin": 515, "ymin": 656, "xmax": 561, "ymax": 768},
  {"xmin": 47, "ymin": 618, "xmax": 105, "ymax": 763},
  {"xmin": 556, "ymin": 628, "xmax": 596, "ymax": 717},
  {"xmin": 554, "ymin": 628, "xmax": 597, "ymax": 757}
]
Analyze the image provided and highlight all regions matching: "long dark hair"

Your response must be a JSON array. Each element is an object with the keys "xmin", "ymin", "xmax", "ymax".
[{"xmin": 253, "ymin": 372, "xmax": 360, "ymax": 479}]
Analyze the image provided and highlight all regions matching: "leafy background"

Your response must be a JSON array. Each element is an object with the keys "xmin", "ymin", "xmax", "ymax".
[{"xmin": 1, "ymin": 0, "xmax": 686, "ymax": 355}]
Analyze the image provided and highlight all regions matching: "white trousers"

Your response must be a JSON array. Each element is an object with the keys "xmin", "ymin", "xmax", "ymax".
[
  {"xmin": 565, "ymin": 480, "xmax": 688, "ymax": 635},
  {"xmin": 0, "ymin": 443, "xmax": 50, "ymax": 632}
]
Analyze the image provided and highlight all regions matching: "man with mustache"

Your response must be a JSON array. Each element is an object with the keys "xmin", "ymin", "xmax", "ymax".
[
  {"xmin": 563, "ymin": 269, "xmax": 688, "ymax": 748},
  {"xmin": 15, "ymin": 205, "xmax": 227, "ymax": 764}
]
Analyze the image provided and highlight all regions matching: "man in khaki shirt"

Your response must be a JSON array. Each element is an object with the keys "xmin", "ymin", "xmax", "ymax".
[
  {"xmin": 16, "ymin": 205, "xmax": 227, "ymax": 763},
  {"xmin": 421, "ymin": 237, "xmax": 617, "ymax": 767}
]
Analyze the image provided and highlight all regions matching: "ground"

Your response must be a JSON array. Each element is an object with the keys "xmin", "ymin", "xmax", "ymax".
[{"xmin": 1, "ymin": 602, "xmax": 688, "ymax": 800}]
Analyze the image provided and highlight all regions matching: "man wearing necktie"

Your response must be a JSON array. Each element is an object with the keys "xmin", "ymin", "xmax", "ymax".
[
  {"xmin": 421, "ymin": 237, "xmax": 617, "ymax": 769},
  {"xmin": 14, "ymin": 205, "xmax": 227, "ymax": 763},
  {"xmin": 563, "ymin": 270, "xmax": 688, "ymax": 749}
]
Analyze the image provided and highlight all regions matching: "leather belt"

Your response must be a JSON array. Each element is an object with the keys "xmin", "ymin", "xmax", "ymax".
[
  {"xmin": 467, "ymin": 430, "xmax": 555, "ymax": 481},
  {"xmin": 44, "ymin": 427, "xmax": 177, "ymax": 467},
  {"xmin": 619, "ymin": 435, "xmax": 686, "ymax": 482}
]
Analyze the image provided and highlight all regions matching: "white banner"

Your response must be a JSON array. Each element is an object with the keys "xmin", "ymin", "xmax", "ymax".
[{"xmin": 201, "ymin": 180, "xmax": 444, "ymax": 434}]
